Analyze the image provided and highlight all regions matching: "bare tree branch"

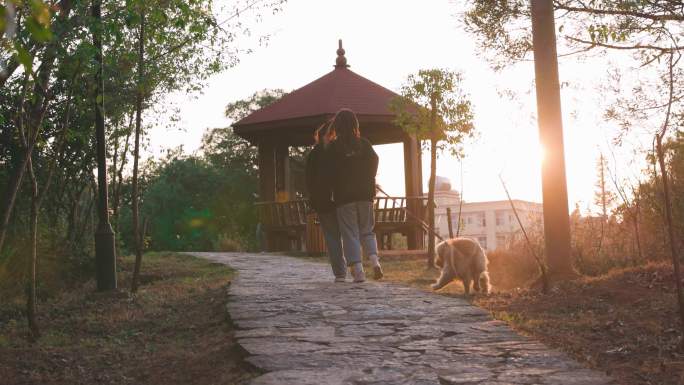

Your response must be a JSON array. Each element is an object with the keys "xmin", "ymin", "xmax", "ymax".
[
  {"xmin": 554, "ymin": 1, "xmax": 684, "ymax": 22},
  {"xmin": 565, "ymin": 36, "xmax": 679, "ymax": 52}
]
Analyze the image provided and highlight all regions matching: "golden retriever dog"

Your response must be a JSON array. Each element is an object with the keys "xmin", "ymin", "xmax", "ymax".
[{"xmin": 432, "ymin": 238, "xmax": 490, "ymax": 295}]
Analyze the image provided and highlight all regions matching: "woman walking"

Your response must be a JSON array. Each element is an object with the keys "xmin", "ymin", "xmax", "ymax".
[
  {"xmin": 305, "ymin": 119, "xmax": 347, "ymax": 282},
  {"xmin": 327, "ymin": 108, "xmax": 383, "ymax": 283}
]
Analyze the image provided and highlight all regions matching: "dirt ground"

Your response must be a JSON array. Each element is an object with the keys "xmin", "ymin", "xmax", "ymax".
[
  {"xmin": 377, "ymin": 257, "xmax": 684, "ymax": 385},
  {"xmin": 0, "ymin": 252, "xmax": 259, "ymax": 385}
]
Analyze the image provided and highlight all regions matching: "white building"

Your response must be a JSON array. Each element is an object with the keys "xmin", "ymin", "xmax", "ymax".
[{"xmin": 428, "ymin": 177, "xmax": 543, "ymax": 251}]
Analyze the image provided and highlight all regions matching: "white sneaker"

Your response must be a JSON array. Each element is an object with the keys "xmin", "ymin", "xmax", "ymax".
[
  {"xmin": 351, "ymin": 263, "xmax": 365, "ymax": 283},
  {"xmin": 334, "ymin": 277, "xmax": 346, "ymax": 283},
  {"xmin": 368, "ymin": 254, "xmax": 383, "ymax": 280},
  {"xmin": 368, "ymin": 254, "xmax": 380, "ymax": 266}
]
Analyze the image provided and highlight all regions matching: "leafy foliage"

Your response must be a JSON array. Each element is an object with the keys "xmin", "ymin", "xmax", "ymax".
[
  {"xmin": 118, "ymin": 89, "xmax": 287, "ymax": 252},
  {"xmin": 464, "ymin": 0, "xmax": 684, "ymax": 67},
  {"xmin": 224, "ymin": 88, "xmax": 286, "ymax": 121},
  {"xmin": 0, "ymin": 0, "xmax": 287, "ymax": 309},
  {"xmin": 121, "ymin": 153, "xmax": 258, "ymax": 251},
  {"xmin": 201, "ymin": 88, "xmax": 286, "ymax": 172},
  {"xmin": 390, "ymin": 69, "xmax": 475, "ymax": 157}
]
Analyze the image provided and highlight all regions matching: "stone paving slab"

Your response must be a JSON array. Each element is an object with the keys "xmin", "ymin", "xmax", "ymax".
[{"xmin": 194, "ymin": 252, "xmax": 614, "ymax": 385}]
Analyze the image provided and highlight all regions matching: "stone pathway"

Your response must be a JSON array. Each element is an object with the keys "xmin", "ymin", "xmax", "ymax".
[{"xmin": 195, "ymin": 253, "xmax": 613, "ymax": 385}]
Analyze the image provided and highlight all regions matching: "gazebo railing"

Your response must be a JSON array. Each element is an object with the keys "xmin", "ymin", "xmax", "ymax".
[
  {"xmin": 256, "ymin": 200, "xmax": 310, "ymax": 228},
  {"xmin": 255, "ymin": 197, "xmax": 429, "ymax": 253},
  {"xmin": 255, "ymin": 197, "xmax": 429, "ymax": 228},
  {"xmin": 374, "ymin": 196, "xmax": 428, "ymax": 223}
]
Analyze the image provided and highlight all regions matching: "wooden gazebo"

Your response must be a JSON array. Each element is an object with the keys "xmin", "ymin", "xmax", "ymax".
[{"xmin": 233, "ymin": 41, "xmax": 425, "ymax": 252}]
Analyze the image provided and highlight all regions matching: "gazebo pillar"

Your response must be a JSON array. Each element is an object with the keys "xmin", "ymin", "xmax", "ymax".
[
  {"xmin": 403, "ymin": 135, "xmax": 424, "ymax": 249},
  {"xmin": 275, "ymin": 144, "xmax": 290, "ymax": 201},
  {"xmin": 258, "ymin": 141, "xmax": 292, "ymax": 251},
  {"xmin": 257, "ymin": 141, "xmax": 276, "ymax": 202}
]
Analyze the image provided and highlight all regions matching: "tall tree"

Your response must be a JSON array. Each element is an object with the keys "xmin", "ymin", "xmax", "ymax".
[
  {"xmin": 594, "ymin": 153, "xmax": 615, "ymax": 219},
  {"xmin": 593, "ymin": 152, "xmax": 616, "ymax": 256},
  {"xmin": 130, "ymin": 5, "xmax": 146, "ymax": 293},
  {"xmin": 530, "ymin": 0, "xmax": 575, "ymax": 277},
  {"xmin": 390, "ymin": 69, "xmax": 475, "ymax": 268},
  {"xmin": 92, "ymin": 0, "xmax": 118, "ymax": 291},
  {"xmin": 655, "ymin": 53, "xmax": 684, "ymax": 350}
]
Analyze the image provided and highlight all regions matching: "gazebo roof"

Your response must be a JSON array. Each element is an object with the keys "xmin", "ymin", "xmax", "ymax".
[{"xmin": 233, "ymin": 41, "xmax": 406, "ymax": 146}]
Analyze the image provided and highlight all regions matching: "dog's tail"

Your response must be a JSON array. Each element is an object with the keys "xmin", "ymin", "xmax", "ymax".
[{"xmin": 478, "ymin": 271, "xmax": 491, "ymax": 294}]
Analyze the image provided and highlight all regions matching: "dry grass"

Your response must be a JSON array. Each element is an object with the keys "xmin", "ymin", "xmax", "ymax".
[
  {"xmin": 0, "ymin": 252, "xmax": 258, "ymax": 385},
  {"xmin": 375, "ymin": 250, "xmax": 537, "ymax": 295},
  {"xmin": 374, "ymin": 254, "xmax": 684, "ymax": 385},
  {"xmin": 371, "ymin": 256, "xmax": 443, "ymax": 289},
  {"xmin": 474, "ymin": 262, "xmax": 684, "ymax": 385}
]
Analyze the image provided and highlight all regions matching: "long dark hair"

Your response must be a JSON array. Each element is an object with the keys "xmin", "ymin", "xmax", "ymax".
[{"xmin": 331, "ymin": 108, "xmax": 360, "ymax": 154}]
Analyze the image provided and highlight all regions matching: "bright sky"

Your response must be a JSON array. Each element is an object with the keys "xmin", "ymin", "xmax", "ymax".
[{"xmin": 147, "ymin": 0, "xmax": 644, "ymax": 213}]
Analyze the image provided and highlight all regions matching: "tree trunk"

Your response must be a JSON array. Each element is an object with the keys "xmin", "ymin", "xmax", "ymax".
[
  {"xmin": 80, "ymin": 184, "xmax": 96, "ymax": 247},
  {"xmin": 22, "ymin": 70, "xmax": 74, "ymax": 340},
  {"xmin": 0, "ymin": 57, "xmax": 20, "ymax": 89},
  {"xmin": 0, "ymin": 98, "xmax": 45, "ymax": 254},
  {"xmin": 26, "ymin": 156, "xmax": 40, "ymax": 340},
  {"xmin": 131, "ymin": 10, "xmax": 145, "ymax": 293},
  {"xmin": 530, "ymin": 0, "xmax": 574, "ymax": 277},
  {"xmin": 656, "ymin": 134, "xmax": 684, "ymax": 349},
  {"xmin": 456, "ymin": 159, "xmax": 464, "ymax": 237},
  {"xmin": 111, "ymin": 125, "xmax": 119, "ymax": 219},
  {"xmin": 600, "ymin": 154, "xmax": 608, "ymax": 218},
  {"xmin": 112, "ymin": 113, "xmax": 133, "ymax": 236},
  {"xmin": 0, "ymin": 147, "xmax": 32, "ymax": 252},
  {"xmin": 596, "ymin": 154, "xmax": 606, "ymax": 257},
  {"xmin": 66, "ymin": 190, "xmax": 78, "ymax": 247},
  {"xmin": 655, "ymin": 52, "xmax": 684, "ymax": 349},
  {"xmin": 426, "ymin": 96, "xmax": 438, "ymax": 269},
  {"xmin": 92, "ymin": 0, "xmax": 117, "ymax": 291},
  {"xmin": 446, "ymin": 207, "xmax": 454, "ymax": 238},
  {"xmin": 633, "ymin": 193, "xmax": 643, "ymax": 262}
]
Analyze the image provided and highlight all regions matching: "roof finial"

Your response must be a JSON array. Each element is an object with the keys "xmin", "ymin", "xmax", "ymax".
[{"xmin": 335, "ymin": 39, "xmax": 349, "ymax": 69}]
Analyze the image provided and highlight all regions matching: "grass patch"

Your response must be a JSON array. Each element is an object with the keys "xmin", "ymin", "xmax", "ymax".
[
  {"xmin": 0, "ymin": 252, "xmax": 258, "ymax": 385},
  {"xmin": 371, "ymin": 256, "xmax": 468, "ymax": 295}
]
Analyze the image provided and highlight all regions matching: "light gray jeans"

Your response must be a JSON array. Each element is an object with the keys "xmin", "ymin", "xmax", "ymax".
[
  {"xmin": 318, "ymin": 211, "xmax": 346, "ymax": 278},
  {"xmin": 336, "ymin": 201, "xmax": 378, "ymax": 266}
]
